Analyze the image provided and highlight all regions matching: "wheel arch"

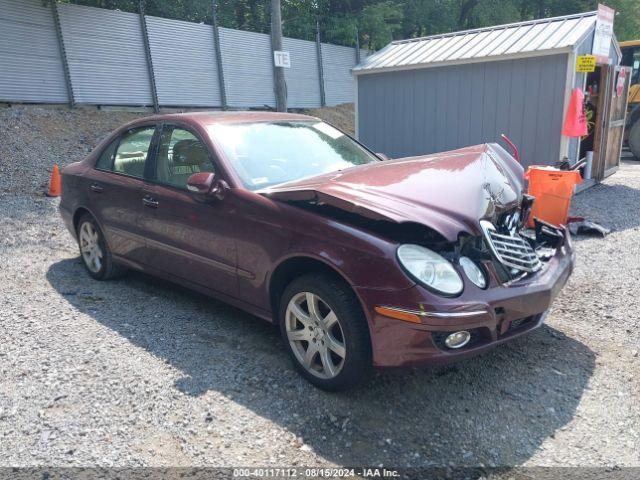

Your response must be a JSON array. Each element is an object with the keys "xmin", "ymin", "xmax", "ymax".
[
  {"xmin": 268, "ymin": 255, "xmax": 368, "ymax": 325},
  {"xmin": 72, "ymin": 206, "xmax": 94, "ymax": 233},
  {"xmin": 72, "ymin": 206, "xmax": 110, "ymax": 250}
]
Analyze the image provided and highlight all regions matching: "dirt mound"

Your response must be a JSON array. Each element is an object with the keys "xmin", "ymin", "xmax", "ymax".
[
  {"xmin": 302, "ymin": 103, "xmax": 355, "ymax": 135},
  {"xmin": 0, "ymin": 105, "xmax": 145, "ymax": 194}
]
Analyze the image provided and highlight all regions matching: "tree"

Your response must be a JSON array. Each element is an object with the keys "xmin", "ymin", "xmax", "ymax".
[
  {"xmin": 53, "ymin": 0, "xmax": 640, "ymax": 47},
  {"xmin": 359, "ymin": 1, "xmax": 403, "ymax": 49}
]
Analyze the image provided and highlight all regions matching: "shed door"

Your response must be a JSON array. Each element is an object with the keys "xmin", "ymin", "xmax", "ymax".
[{"xmin": 597, "ymin": 66, "xmax": 632, "ymax": 179}]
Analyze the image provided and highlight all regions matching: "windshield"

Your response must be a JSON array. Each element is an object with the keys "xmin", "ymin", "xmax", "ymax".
[{"xmin": 208, "ymin": 121, "xmax": 380, "ymax": 190}]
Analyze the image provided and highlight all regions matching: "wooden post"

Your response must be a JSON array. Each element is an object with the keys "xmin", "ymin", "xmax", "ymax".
[{"xmin": 270, "ymin": 0, "xmax": 287, "ymax": 112}]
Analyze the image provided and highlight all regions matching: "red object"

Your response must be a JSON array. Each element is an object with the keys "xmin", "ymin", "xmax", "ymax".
[
  {"xmin": 58, "ymin": 113, "xmax": 574, "ymax": 372},
  {"xmin": 47, "ymin": 164, "xmax": 61, "ymax": 197},
  {"xmin": 562, "ymin": 88, "xmax": 588, "ymax": 137},
  {"xmin": 616, "ymin": 68, "xmax": 627, "ymax": 97},
  {"xmin": 500, "ymin": 133, "xmax": 520, "ymax": 161},
  {"xmin": 525, "ymin": 166, "xmax": 582, "ymax": 227}
]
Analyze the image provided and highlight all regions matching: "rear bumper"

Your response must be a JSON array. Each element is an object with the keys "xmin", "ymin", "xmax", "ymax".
[
  {"xmin": 59, "ymin": 203, "xmax": 76, "ymax": 240},
  {"xmin": 356, "ymin": 231, "xmax": 575, "ymax": 368}
]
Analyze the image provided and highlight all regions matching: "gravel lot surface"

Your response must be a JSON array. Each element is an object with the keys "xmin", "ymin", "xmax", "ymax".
[{"xmin": 0, "ymin": 105, "xmax": 638, "ymax": 469}]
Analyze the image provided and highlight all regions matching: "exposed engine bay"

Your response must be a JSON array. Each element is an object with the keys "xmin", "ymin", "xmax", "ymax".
[
  {"xmin": 286, "ymin": 196, "xmax": 566, "ymax": 286},
  {"xmin": 457, "ymin": 211, "xmax": 566, "ymax": 284}
]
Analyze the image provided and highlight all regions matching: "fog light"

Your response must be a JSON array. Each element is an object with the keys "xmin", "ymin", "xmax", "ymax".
[{"xmin": 444, "ymin": 330, "xmax": 471, "ymax": 349}]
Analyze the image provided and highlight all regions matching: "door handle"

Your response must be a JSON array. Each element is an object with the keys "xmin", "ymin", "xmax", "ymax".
[
  {"xmin": 90, "ymin": 183, "xmax": 104, "ymax": 193},
  {"xmin": 142, "ymin": 195, "xmax": 159, "ymax": 208}
]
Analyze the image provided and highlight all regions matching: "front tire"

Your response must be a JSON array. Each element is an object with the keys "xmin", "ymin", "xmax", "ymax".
[
  {"xmin": 76, "ymin": 214, "xmax": 125, "ymax": 280},
  {"xmin": 279, "ymin": 273, "xmax": 372, "ymax": 391}
]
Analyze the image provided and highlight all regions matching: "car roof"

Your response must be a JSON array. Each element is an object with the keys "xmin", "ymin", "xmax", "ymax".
[{"xmin": 127, "ymin": 111, "xmax": 320, "ymax": 129}]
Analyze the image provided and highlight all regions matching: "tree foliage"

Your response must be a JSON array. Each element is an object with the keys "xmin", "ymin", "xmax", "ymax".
[{"xmin": 58, "ymin": 0, "xmax": 640, "ymax": 48}]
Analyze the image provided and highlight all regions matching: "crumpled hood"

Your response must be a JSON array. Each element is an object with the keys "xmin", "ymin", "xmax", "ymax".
[{"xmin": 258, "ymin": 143, "xmax": 525, "ymax": 242}]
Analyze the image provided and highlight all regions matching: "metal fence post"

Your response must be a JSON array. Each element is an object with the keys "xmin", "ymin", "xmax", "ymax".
[
  {"xmin": 138, "ymin": 0, "xmax": 159, "ymax": 112},
  {"xmin": 51, "ymin": 1, "xmax": 75, "ymax": 108},
  {"xmin": 315, "ymin": 20, "xmax": 326, "ymax": 107},
  {"xmin": 211, "ymin": 0, "xmax": 228, "ymax": 109}
]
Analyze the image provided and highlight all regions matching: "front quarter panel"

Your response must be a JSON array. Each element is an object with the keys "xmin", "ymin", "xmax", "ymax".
[{"xmin": 228, "ymin": 189, "xmax": 415, "ymax": 313}]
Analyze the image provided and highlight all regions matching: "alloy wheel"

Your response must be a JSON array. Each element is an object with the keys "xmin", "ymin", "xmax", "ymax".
[
  {"xmin": 79, "ymin": 222, "xmax": 103, "ymax": 273},
  {"xmin": 285, "ymin": 292, "xmax": 346, "ymax": 379}
]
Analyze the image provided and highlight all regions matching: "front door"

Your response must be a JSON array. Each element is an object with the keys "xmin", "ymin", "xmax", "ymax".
[{"xmin": 139, "ymin": 124, "xmax": 238, "ymax": 298}]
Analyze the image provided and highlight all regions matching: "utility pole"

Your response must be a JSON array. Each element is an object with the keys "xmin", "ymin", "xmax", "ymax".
[
  {"xmin": 139, "ymin": 0, "xmax": 159, "ymax": 112},
  {"xmin": 211, "ymin": 0, "xmax": 227, "ymax": 109},
  {"xmin": 270, "ymin": 0, "xmax": 287, "ymax": 112}
]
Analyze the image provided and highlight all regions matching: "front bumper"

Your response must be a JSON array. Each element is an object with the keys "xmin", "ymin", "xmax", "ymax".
[{"xmin": 356, "ymin": 229, "xmax": 575, "ymax": 368}]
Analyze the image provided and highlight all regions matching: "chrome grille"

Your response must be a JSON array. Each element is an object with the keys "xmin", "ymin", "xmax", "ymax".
[{"xmin": 481, "ymin": 221, "xmax": 542, "ymax": 273}]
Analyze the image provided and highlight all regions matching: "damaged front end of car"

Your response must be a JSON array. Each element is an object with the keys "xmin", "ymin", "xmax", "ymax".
[
  {"xmin": 259, "ymin": 142, "xmax": 570, "ymax": 290},
  {"xmin": 458, "ymin": 203, "xmax": 570, "ymax": 287},
  {"xmin": 259, "ymin": 143, "xmax": 575, "ymax": 367}
]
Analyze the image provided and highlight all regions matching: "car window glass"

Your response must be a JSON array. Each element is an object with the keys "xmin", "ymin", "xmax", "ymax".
[
  {"xmin": 95, "ymin": 139, "xmax": 118, "ymax": 170},
  {"xmin": 207, "ymin": 121, "xmax": 379, "ymax": 190},
  {"xmin": 155, "ymin": 127, "xmax": 215, "ymax": 189},
  {"xmin": 113, "ymin": 127, "xmax": 156, "ymax": 178}
]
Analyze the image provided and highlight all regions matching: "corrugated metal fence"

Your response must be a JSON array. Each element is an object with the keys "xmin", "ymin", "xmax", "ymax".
[{"xmin": 0, "ymin": 0, "xmax": 367, "ymax": 109}]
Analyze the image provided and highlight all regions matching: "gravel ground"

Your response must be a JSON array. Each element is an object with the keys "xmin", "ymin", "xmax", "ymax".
[
  {"xmin": 0, "ymin": 105, "xmax": 638, "ymax": 469},
  {"xmin": 0, "ymin": 105, "xmax": 143, "ymax": 195}
]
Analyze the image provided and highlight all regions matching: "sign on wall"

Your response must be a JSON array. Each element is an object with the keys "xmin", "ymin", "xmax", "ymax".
[
  {"xmin": 576, "ymin": 55, "xmax": 596, "ymax": 72},
  {"xmin": 273, "ymin": 51, "xmax": 291, "ymax": 68},
  {"xmin": 592, "ymin": 4, "xmax": 615, "ymax": 64},
  {"xmin": 616, "ymin": 68, "xmax": 627, "ymax": 97}
]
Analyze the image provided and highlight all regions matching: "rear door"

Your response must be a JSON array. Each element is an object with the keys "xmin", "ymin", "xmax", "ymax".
[
  {"xmin": 138, "ymin": 124, "xmax": 239, "ymax": 298},
  {"xmin": 84, "ymin": 124, "xmax": 158, "ymax": 266}
]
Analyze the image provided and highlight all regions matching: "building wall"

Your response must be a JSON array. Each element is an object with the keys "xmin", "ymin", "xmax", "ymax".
[{"xmin": 357, "ymin": 54, "xmax": 569, "ymax": 168}]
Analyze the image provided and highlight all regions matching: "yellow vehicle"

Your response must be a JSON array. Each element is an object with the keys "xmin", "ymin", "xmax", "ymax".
[{"xmin": 621, "ymin": 40, "xmax": 640, "ymax": 158}]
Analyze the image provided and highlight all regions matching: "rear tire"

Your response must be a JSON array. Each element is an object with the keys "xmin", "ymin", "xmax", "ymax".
[
  {"xmin": 279, "ymin": 273, "xmax": 372, "ymax": 391},
  {"xmin": 629, "ymin": 118, "xmax": 640, "ymax": 161},
  {"xmin": 76, "ymin": 214, "xmax": 126, "ymax": 280}
]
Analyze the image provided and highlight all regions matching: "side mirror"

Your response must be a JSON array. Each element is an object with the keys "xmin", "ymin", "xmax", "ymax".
[
  {"xmin": 376, "ymin": 153, "xmax": 390, "ymax": 161},
  {"xmin": 187, "ymin": 172, "xmax": 228, "ymax": 200}
]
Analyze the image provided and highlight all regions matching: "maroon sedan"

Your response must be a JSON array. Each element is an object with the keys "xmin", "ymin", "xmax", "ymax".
[{"xmin": 60, "ymin": 112, "xmax": 574, "ymax": 390}]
